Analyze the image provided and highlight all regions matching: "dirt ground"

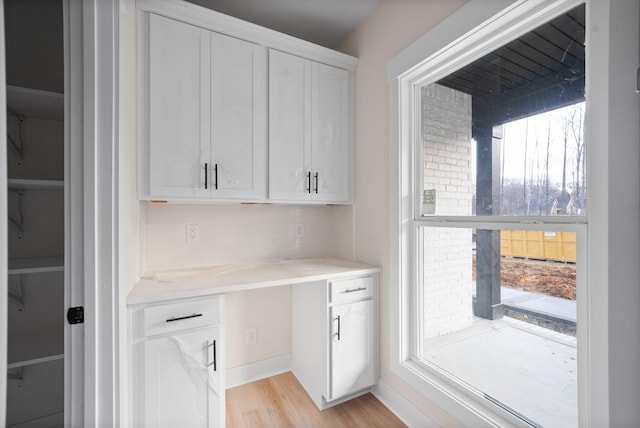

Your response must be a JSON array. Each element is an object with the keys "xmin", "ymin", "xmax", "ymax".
[{"xmin": 475, "ymin": 257, "xmax": 576, "ymax": 300}]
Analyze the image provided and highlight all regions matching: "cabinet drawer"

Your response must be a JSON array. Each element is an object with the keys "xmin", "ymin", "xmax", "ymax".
[
  {"xmin": 330, "ymin": 276, "xmax": 374, "ymax": 304},
  {"xmin": 143, "ymin": 297, "xmax": 221, "ymax": 337}
]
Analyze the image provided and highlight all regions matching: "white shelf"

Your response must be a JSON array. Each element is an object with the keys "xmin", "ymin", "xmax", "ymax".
[
  {"xmin": 8, "ymin": 257, "xmax": 64, "ymax": 275},
  {"xmin": 7, "ymin": 329, "xmax": 64, "ymax": 369},
  {"xmin": 8, "ymin": 178, "xmax": 64, "ymax": 191},
  {"xmin": 6, "ymin": 85, "xmax": 63, "ymax": 121}
]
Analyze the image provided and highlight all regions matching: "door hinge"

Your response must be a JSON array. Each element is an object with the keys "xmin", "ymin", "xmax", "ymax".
[{"xmin": 67, "ymin": 306, "xmax": 84, "ymax": 324}]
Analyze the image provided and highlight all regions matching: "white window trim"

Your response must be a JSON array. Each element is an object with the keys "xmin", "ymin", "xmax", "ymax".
[{"xmin": 387, "ymin": 0, "xmax": 595, "ymax": 426}]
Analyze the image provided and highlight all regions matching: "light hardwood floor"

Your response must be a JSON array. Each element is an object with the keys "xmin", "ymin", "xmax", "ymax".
[{"xmin": 227, "ymin": 372, "xmax": 407, "ymax": 427}]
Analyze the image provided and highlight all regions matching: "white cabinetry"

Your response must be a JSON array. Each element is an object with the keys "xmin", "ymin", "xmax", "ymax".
[
  {"xmin": 269, "ymin": 49, "xmax": 351, "ymax": 203},
  {"xmin": 292, "ymin": 274, "xmax": 377, "ymax": 410},
  {"xmin": 138, "ymin": 0, "xmax": 356, "ymax": 204},
  {"xmin": 130, "ymin": 296, "xmax": 225, "ymax": 428},
  {"xmin": 143, "ymin": 13, "xmax": 265, "ymax": 201}
]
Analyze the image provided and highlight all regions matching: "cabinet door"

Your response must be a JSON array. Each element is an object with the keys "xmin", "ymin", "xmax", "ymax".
[
  {"xmin": 148, "ymin": 14, "xmax": 211, "ymax": 199},
  {"xmin": 311, "ymin": 62, "xmax": 350, "ymax": 202},
  {"xmin": 210, "ymin": 33, "xmax": 266, "ymax": 199},
  {"xmin": 268, "ymin": 50, "xmax": 312, "ymax": 201},
  {"xmin": 143, "ymin": 327, "xmax": 222, "ymax": 428},
  {"xmin": 328, "ymin": 299, "xmax": 375, "ymax": 401}
]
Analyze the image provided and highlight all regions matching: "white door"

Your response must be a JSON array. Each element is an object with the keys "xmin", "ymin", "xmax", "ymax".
[
  {"xmin": 311, "ymin": 62, "xmax": 350, "ymax": 202},
  {"xmin": 210, "ymin": 33, "xmax": 265, "ymax": 200},
  {"xmin": 143, "ymin": 327, "xmax": 221, "ymax": 428},
  {"xmin": 148, "ymin": 14, "xmax": 211, "ymax": 199},
  {"xmin": 329, "ymin": 299, "xmax": 374, "ymax": 401},
  {"xmin": 268, "ymin": 49, "xmax": 312, "ymax": 201}
]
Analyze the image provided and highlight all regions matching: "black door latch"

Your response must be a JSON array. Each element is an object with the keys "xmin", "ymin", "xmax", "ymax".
[{"xmin": 67, "ymin": 306, "xmax": 84, "ymax": 324}]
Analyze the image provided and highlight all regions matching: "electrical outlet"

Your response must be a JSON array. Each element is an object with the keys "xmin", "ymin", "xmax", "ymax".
[
  {"xmin": 294, "ymin": 223, "xmax": 305, "ymax": 238},
  {"xmin": 245, "ymin": 327, "xmax": 257, "ymax": 346},
  {"xmin": 185, "ymin": 224, "xmax": 199, "ymax": 242}
]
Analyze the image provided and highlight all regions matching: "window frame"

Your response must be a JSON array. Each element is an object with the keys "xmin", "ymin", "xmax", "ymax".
[{"xmin": 388, "ymin": 0, "xmax": 591, "ymax": 425}]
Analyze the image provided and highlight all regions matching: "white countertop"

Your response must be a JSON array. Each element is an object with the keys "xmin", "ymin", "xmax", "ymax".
[{"xmin": 128, "ymin": 258, "xmax": 380, "ymax": 305}]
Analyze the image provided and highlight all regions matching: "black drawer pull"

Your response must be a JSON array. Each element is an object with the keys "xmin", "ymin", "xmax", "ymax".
[
  {"xmin": 343, "ymin": 287, "xmax": 367, "ymax": 294},
  {"xmin": 166, "ymin": 313, "xmax": 203, "ymax": 323}
]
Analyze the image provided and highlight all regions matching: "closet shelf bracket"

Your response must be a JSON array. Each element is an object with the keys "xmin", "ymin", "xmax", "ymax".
[
  {"xmin": 8, "ymin": 274, "xmax": 25, "ymax": 312},
  {"xmin": 7, "ymin": 367, "xmax": 24, "ymax": 388},
  {"xmin": 7, "ymin": 187, "xmax": 24, "ymax": 240},
  {"xmin": 8, "ymin": 215, "xmax": 23, "ymax": 239},
  {"xmin": 7, "ymin": 110, "xmax": 25, "ymax": 166}
]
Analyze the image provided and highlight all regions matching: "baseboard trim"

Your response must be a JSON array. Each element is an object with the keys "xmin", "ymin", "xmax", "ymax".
[
  {"xmin": 226, "ymin": 354, "xmax": 292, "ymax": 389},
  {"xmin": 372, "ymin": 379, "xmax": 439, "ymax": 428}
]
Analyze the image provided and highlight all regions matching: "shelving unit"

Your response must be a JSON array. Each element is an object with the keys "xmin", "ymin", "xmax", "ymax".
[
  {"xmin": 4, "ymin": 4, "xmax": 66, "ymax": 425},
  {"xmin": 5, "ymin": 84, "xmax": 65, "ymax": 427}
]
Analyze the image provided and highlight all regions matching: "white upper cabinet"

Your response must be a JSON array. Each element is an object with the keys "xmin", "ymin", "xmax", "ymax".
[
  {"xmin": 148, "ymin": 14, "xmax": 211, "ymax": 199},
  {"xmin": 269, "ymin": 50, "xmax": 352, "ymax": 204},
  {"xmin": 144, "ymin": 14, "xmax": 265, "ymax": 201},
  {"xmin": 311, "ymin": 62, "xmax": 350, "ymax": 202},
  {"xmin": 268, "ymin": 50, "xmax": 312, "ymax": 201},
  {"xmin": 138, "ymin": 0, "xmax": 356, "ymax": 204},
  {"xmin": 210, "ymin": 33, "xmax": 265, "ymax": 199}
]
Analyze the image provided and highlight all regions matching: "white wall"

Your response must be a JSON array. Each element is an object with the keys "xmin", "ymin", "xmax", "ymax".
[
  {"xmin": 338, "ymin": 0, "xmax": 469, "ymax": 425},
  {"xmin": 142, "ymin": 204, "xmax": 334, "ymax": 272}
]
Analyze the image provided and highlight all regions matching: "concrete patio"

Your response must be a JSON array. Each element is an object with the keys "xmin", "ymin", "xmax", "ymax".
[{"xmin": 422, "ymin": 314, "xmax": 577, "ymax": 428}]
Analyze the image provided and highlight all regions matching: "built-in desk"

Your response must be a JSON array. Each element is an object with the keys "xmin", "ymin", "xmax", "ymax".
[
  {"xmin": 128, "ymin": 257, "xmax": 380, "ymax": 304},
  {"xmin": 128, "ymin": 258, "xmax": 380, "ymax": 426}
]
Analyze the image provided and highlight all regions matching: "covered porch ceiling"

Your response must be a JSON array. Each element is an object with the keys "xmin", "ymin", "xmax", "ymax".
[{"xmin": 438, "ymin": 4, "xmax": 585, "ymax": 127}]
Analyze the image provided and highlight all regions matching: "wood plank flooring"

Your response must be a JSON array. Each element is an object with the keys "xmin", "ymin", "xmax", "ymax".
[{"xmin": 226, "ymin": 372, "xmax": 407, "ymax": 428}]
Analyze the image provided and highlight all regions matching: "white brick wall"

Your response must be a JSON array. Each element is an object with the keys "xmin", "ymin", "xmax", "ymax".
[{"xmin": 421, "ymin": 84, "xmax": 473, "ymax": 339}]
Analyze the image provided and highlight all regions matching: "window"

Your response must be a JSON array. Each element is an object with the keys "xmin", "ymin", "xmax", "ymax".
[{"xmin": 390, "ymin": 1, "xmax": 590, "ymax": 426}]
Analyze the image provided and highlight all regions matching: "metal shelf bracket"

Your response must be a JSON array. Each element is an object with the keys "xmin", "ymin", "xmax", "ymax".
[
  {"xmin": 7, "ymin": 367, "xmax": 24, "ymax": 388},
  {"xmin": 8, "ymin": 274, "xmax": 25, "ymax": 312},
  {"xmin": 7, "ymin": 187, "xmax": 24, "ymax": 240},
  {"xmin": 7, "ymin": 110, "xmax": 25, "ymax": 166}
]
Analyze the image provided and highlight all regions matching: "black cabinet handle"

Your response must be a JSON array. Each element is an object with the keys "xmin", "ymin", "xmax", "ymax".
[
  {"xmin": 204, "ymin": 163, "xmax": 208, "ymax": 189},
  {"xmin": 166, "ymin": 313, "xmax": 202, "ymax": 323},
  {"xmin": 314, "ymin": 172, "xmax": 319, "ymax": 194},
  {"xmin": 307, "ymin": 171, "xmax": 311, "ymax": 193},
  {"xmin": 214, "ymin": 163, "xmax": 219, "ymax": 190},
  {"xmin": 207, "ymin": 340, "xmax": 217, "ymax": 371},
  {"xmin": 343, "ymin": 287, "xmax": 367, "ymax": 294},
  {"xmin": 334, "ymin": 315, "xmax": 341, "ymax": 341}
]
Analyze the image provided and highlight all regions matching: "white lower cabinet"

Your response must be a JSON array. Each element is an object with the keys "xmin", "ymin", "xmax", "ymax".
[
  {"xmin": 292, "ymin": 274, "xmax": 377, "ymax": 410},
  {"xmin": 130, "ymin": 296, "xmax": 224, "ymax": 428},
  {"xmin": 328, "ymin": 299, "xmax": 375, "ymax": 401}
]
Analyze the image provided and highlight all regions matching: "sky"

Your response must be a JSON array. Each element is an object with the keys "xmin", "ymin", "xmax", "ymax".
[{"xmin": 499, "ymin": 102, "xmax": 585, "ymax": 185}]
